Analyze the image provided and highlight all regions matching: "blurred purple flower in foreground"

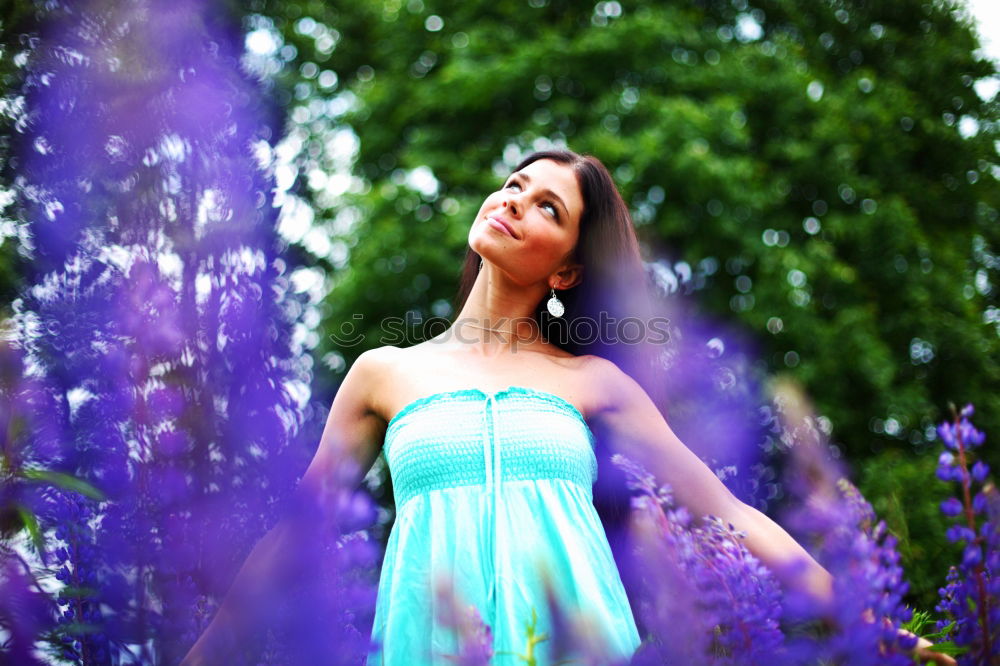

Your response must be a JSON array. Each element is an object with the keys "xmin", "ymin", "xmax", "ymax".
[
  {"xmin": 433, "ymin": 574, "xmax": 496, "ymax": 666},
  {"xmin": 934, "ymin": 403, "xmax": 999, "ymax": 665},
  {"xmin": 609, "ymin": 376, "xmax": 920, "ymax": 665},
  {"xmin": 773, "ymin": 376, "xmax": 916, "ymax": 666},
  {"xmin": 2, "ymin": 0, "xmax": 380, "ymax": 662},
  {"xmin": 613, "ymin": 451, "xmax": 784, "ymax": 665}
]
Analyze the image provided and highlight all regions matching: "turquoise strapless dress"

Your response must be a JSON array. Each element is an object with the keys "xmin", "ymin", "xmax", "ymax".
[{"xmin": 366, "ymin": 385, "xmax": 641, "ymax": 665}]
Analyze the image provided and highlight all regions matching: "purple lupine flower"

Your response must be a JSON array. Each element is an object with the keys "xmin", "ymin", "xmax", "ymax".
[
  {"xmin": 778, "ymin": 481, "xmax": 916, "ymax": 665},
  {"xmin": 0, "ymin": 334, "xmax": 91, "ymax": 658},
  {"xmin": 942, "ymin": 498, "xmax": 965, "ymax": 517},
  {"xmin": 6, "ymin": 0, "xmax": 381, "ymax": 662},
  {"xmin": 0, "ymin": 470, "xmax": 58, "ymax": 666},
  {"xmin": 636, "ymin": 286, "xmax": 779, "ymax": 513},
  {"xmin": 594, "ymin": 291, "xmax": 784, "ymax": 641},
  {"xmin": 612, "ymin": 452, "xmax": 785, "ymax": 665},
  {"xmin": 532, "ymin": 562, "xmax": 635, "ymax": 666},
  {"xmin": 255, "ymin": 459, "xmax": 381, "ymax": 665},
  {"xmin": 933, "ymin": 404, "xmax": 998, "ymax": 664},
  {"xmin": 770, "ymin": 377, "xmax": 916, "ymax": 666},
  {"xmin": 431, "ymin": 574, "xmax": 495, "ymax": 666},
  {"xmin": 623, "ymin": 491, "xmax": 715, "ymax": 665}
]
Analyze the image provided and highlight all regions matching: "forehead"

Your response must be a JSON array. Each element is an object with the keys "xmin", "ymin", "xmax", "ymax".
[{"xmin": 515, "ymin": 159, "xmax": 584, "ymax": 221}]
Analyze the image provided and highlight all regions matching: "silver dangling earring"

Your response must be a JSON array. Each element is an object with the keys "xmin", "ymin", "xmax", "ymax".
[
  {"xmin": 479, "ymin": 258, "xmax": 484, "ymax": 271},
  {"xmin": 546, "ymin": 287, "xmax": 564, "ymax": 318}
]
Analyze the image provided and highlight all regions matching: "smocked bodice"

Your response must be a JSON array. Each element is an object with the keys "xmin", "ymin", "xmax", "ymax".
[{"xmin": 383, "ymin": 385, "xmax": 597, "ymax": 509}]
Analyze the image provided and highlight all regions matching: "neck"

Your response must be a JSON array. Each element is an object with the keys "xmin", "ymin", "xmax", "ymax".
[{"xmin": 450, "ymin": 264, "xmax": 547, "ymax": 351}]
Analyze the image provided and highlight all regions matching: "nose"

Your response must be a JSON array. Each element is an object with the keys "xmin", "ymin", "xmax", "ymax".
[{"xmin": 502, "ymin": 197, "xmax": 520, "ymax": 217}]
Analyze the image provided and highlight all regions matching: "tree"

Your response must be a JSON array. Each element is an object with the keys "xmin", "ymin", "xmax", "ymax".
[
  {"xmin": 251, "ymin": 0, "xmax": 1000, "ymax": 604},
  {"xmin": 0, "ymin": 3, "xmax": 37, "ymax": 316},
  {"xmin": 255, "ymin": 0, "xmax": 999, "ymax": 456}
]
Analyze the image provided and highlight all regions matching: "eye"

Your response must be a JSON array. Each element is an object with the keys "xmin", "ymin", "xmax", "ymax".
[
  {"xmin": 541, "ymin": 202, "xmax": 558, "ymax": 218},
  {"xmin": 505, "ymin": 180, "xmax": 522, "ymax": 192}
]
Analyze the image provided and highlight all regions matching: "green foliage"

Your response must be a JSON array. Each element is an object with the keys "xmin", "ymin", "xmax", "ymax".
[
  {"xmin": 248, "ymin": 0, "xmax": 999, "ymax": 471},
  {"xmin": 20, "ymin": 469, "xmax": 104, "ymax": 501},
  {"xmin": 856, "ymin": 448, "xmax": 961, "ymax": 610},
  {"xmin": 0, "ymin": 3, "xmax": 35, "ymax": 316},
  {"xmin": 903, "ymin": 611, "xmax": 965, "ymax": 661}
]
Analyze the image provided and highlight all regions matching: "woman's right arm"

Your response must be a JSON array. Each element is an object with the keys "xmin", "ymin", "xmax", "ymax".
[{"xmin": 180, "ymin": 348, "xmax": 389, "ymax": 665}]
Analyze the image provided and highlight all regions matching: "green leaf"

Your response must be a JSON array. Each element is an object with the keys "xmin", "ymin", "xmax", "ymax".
[
  {"xmin": 901, "ymin": 608, "xmax": 932, "ymax": 635},
  {"xmin": 21, "ymin": 468, "xmax": 105, "ymax": 501},
  {"xmin": 16, "ymin": 503, "xmax": 45, "ymax": 554},
  {"xmin": 919, "ymin": 640, "xmax": 966, "ymax": 657}
]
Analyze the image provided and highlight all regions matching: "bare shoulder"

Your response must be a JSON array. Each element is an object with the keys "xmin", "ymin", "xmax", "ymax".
[
  {"xmin": 329, "ymin": 347, "xmax": 387, "ymax": 419},
  {"xmin": 354, "ymin": 344, "xmax": 406, "ymax": 373},
  {"xmin": 576, "ymin": 354, "xmax": 647, "ymax": 417},
  {"xmin": 300, "ymin": 346, "xmax": 402, "ymax": 492},
  {"xmin": 345, "ymin": 345, "xmax": 392, "ymax": 386},
  {"xmin": 348, "ymin": 344, "xmax": 408, "ymax": 412}
]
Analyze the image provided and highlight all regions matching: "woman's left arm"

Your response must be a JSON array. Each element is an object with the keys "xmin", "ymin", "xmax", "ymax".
[
  {"xmin": 587, "ymin": 357, "xmax": 832, "ymax": 600},
  {"xmin": 586, "ymin": 358, "xmax": 955, "ymax": 665}
]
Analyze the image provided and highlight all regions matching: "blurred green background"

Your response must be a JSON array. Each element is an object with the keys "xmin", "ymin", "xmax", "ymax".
[{"xmin": 2, "ymin": 0, "xmax": 998, "ymax": 610}]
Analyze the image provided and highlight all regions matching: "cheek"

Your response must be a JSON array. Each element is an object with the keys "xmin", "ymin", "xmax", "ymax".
[{"xmin": 529, "ymin": 225, "xmax": 576, "ymax": 262}]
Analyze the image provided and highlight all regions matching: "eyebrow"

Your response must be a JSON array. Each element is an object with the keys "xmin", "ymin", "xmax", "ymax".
[{"xmin": 511, "ymin": 172, "xmax": 570, "ymax": 219}]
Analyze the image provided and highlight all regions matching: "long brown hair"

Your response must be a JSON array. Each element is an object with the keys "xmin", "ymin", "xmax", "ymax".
[{"xmin": 453, "ymin": 149, "xmax": 663, "ymax": 406}]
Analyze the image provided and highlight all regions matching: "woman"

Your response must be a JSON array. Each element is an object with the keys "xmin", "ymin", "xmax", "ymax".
[{"xmin": 183, "ymin": 149, "xmax": 951, "ymax": 665}]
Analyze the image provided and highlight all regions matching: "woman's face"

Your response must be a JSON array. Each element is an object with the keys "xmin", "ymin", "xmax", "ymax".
[{"xmin": 469, "ymin": 158, "xmax": 585, "ymax": 288}]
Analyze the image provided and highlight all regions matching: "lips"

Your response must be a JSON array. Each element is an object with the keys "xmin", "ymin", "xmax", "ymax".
[{"xmin": 487, "ymin": 215, "xmax": 518, "ymax": 239}]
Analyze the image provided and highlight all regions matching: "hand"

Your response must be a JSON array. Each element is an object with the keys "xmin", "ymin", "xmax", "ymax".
[
  {"xmin": 906, "ymin": 632, "xmax": 957, "ymax": 666},
  {"xmin": 864, "ymin": 611, "xmax": 956, "ymax": 666}
]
